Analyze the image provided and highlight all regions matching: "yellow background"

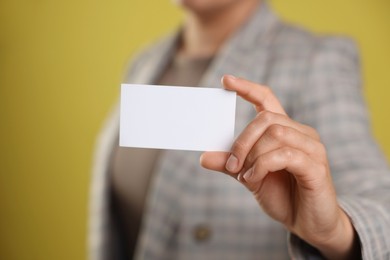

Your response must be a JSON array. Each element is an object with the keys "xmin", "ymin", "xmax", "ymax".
[{"xmin": 1, "ymin": 0, "xmax": 389, "ymax": 259}]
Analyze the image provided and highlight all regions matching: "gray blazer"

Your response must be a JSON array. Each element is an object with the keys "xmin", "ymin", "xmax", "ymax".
[{"xmin": 89, "ymin": 3, "xmax": 390, "ymax": 259}]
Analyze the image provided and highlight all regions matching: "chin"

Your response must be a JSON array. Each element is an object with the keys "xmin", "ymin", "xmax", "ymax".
[{"xmin": 174, "ymin": 0, "xmax": 239, "ymax": 14}]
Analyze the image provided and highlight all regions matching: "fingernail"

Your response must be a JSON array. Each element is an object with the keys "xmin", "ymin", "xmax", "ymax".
[
  {"xmin": 226, "ymin": 154, "xmax": 238, "ymax": 172},
  {"xmin": 225, "ymin": 75, "xmax": 237, "ymax": 81},
  {"xmin": 243, "ymin": 168, "xmax": 253, "ymax": 181},
  {"xmin": 221, "ymin": 75, "xmax": 236, "ymax": 84}
]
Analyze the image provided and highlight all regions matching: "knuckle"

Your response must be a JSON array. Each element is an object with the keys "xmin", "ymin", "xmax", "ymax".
[
  {"xmin": 263, "ymin": 86, "xmax": 274, "ymax": 97},
  {"xmin": 282, "ymin": 147, "xmax": 295, "ymax": 160},
  {"xmin": 263, "ymin": 87, "xmax": 275, "ymax": 105},
  {"xmin": 232, "ymin": 139, "xmax": 247, "ymax": 156},
  {"xmin": 257, "ymin": 110, "xmax": 274, "ymax": 124},
  {"xmin": 267, "ymin": 124, "xmax": 286, "ymax": 140},
  {"xmin": 306, "ymin": 126, "xmax": 321, "ymax": 140}
]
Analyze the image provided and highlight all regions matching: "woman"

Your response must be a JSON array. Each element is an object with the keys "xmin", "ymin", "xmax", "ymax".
[{"xmin": 90, "ymin": 0, "xmax": 390, "ymax": 259}]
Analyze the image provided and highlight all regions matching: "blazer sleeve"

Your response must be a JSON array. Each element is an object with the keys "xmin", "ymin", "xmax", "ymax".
[{"xmin": 288, "ymin": 37, "xmax": 390, "ymax": 259}]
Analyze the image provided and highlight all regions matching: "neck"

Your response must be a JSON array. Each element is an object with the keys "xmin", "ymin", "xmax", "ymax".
[{"xmin": 180, "ymin": 0, "xmax": 260, "ymax": 58}]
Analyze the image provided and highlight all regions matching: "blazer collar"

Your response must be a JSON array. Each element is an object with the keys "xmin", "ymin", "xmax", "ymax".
[
  {"xmin": 131, "ymin": 1, "xmax": 280, "ymax": 87},
  {"xmin": 199, "ymin": 1, "xmax": 280, "ymax": 88}
]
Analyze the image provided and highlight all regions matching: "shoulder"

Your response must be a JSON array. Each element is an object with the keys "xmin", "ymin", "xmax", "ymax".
[
  {"xmin": 271, "ymin": 21, "xmax": 359, "ymax": 63},
  {"xmin": 268, "ymin": 21, "xmax": 361, "ymax": 86},
  {"xmin": 263, "ymin": 21, "xmax": 362, "ymax": 117}
]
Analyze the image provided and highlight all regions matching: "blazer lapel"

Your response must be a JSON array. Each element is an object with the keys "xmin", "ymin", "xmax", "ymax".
[
  {"xmin": 198, "ymin": 2, "xmax": 281, "ymax": 134},
  {"xmin": 198, "ymin": 2, "xmax": 280, "ymax": 89},
  {"xmin": 90, "ymin": 32, "xmax": 180, "ymax": 260},
  {"xmin": 129, "ymin": 2, "xmax": 281, "ymax": 88}
]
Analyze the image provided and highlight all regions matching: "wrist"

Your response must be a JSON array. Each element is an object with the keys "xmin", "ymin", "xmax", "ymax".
[{"xmin": 312, "ymin": 208, "xmax": 360, "ymax": 259}]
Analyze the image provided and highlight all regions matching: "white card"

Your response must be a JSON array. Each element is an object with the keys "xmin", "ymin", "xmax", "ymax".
[{"xmin": 120, "ymin": 84, "xmax": 236, "ymax": 151}]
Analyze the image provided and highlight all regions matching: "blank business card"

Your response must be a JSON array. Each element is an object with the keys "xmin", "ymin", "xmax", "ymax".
[{"xmin": 120, "ymin": 84, "xmax": 236, "ymax": 151}]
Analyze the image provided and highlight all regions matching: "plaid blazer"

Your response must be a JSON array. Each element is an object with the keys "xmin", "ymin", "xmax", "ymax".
[{"xmin": 89, "ymin": 2, "xmax": 390, "ymax": 259}]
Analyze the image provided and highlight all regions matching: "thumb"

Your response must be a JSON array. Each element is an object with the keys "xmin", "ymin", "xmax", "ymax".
[{"xmin": 200, "ymin": 151, "xmax": 230, "ymax": 173}]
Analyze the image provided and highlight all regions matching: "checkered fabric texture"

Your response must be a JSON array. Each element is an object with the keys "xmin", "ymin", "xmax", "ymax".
[{"xmin": 89, "ymin": 2, "xmax": 390, "ymax": 259}]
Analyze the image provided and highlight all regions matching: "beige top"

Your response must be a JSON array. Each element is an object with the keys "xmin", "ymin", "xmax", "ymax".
[{"xmin": 109, "ymin": 54, "xmax": 213, "ymax": 258}]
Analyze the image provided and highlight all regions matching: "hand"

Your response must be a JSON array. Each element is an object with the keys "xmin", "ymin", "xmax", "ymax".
[{"xmin": 200, "ymin": 75, "xmax": 359, "ymax": 259}]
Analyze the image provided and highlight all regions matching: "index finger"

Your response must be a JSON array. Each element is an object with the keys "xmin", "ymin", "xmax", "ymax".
[{"xmin": 222, "ymin": 75, "xmax": 286, "ymax": 115}]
